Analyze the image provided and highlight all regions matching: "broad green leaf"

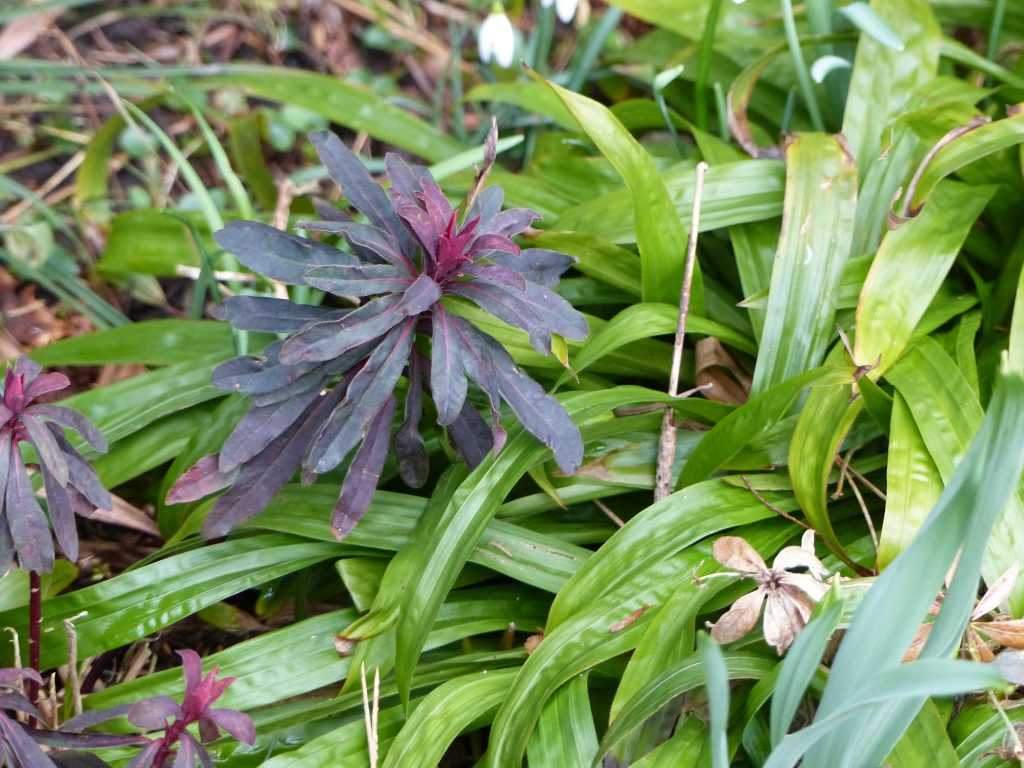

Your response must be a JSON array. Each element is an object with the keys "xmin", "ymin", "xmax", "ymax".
[
  {"xmin": 484, "ymin": 521, "xmax": 793, "ymax": 768},
  {"xmin": 393, "ymin": 386, "xmax": 742, "ymax": 707},
  {"xmin": 598, "ymin": 652, "xmax": 776, "ymax": 763},
  {"xmin": 677, "ymin": 366, "xmax": 836, "ymax": 489},
  {"xmin": 3, "ymin": 535, "xmax": 340, "ymax": 669},
  {"xmin": 876, "ymin": 393, "xmax": 942, "ymax": 570},
  {"xmin": 200, "ymin": 66, "xmax": 464, "ymax": 162},
  {"xmin": 887, "ymin": 339, "xmax": 1024, "ymax": 610},
  {"xmin": 632, "ymin": 715, "xmax": 706, "ymax": 768},
  {"xmin": 539, "ymin": 77, "xmax": 696, "ymax": 305},
  {"xmin": 562, "ymin": 302, "xmax": 755, "ymax": 385},
  {"xmin": 555, "ymin": 159, "xmax": 785, "ymax": 248},
  {"xmin": 751, "ymin": 133, "xmax": 858, "ymax": 395},
  {"xmin": 30, "ymin": 320, "xmax": 235, "ymax": 366},
  {"xmin": 59, "ymin": 352, "xmax": 231, "ymax": 449},
  {"xmin": 805, "ymin": 367, "xmax": 1024, "ymax": 766},
  {"xmin": 98, "ymin": 209, "xmax": 214, "ymax": 276},
  {"xmin": 906, "ymin": 106, "xmax": 1024, "ymax": 212},
  {"xmin": 466, "ymin": 82, "xmax": 577, "ymax": 131},
  {"xmin": 246, "ymin": 484, "xmax": 590, "ymax": 593},
  {"xmin": 547, "ymin": 481, "xmax": 797, "ymax": 628},
  {"xmin": 382, "ymin": 670, "xmax": 518, "ymax": 768},
  {"xmin": 886, "ymin": 701, "xmax": 958, "ymax": 768},
  {"xmin": 84, "ymin": 609, "xmax": 357, "ymax": 713},
  {"xmin": 842, "ymin": 0, "xmax": 940, "ymax": 174},
  {"xmin": 855, "ymin": 181, "xmax": 994, "ymax": 370},
  {"xmin": 526, "ymin": 674, "xmax": 600, "ymax": 767},
  {"xmin": 695, "ymin": 131, "xmax": 777, "ymax": 339},
  {"xmin": 610, "ymin": 574, "xmax": 736, "ymax": 722}
]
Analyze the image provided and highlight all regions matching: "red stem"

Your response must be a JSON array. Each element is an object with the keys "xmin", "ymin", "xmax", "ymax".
[{"xmin": 27, "ymin": 570, "xmax": 41, "ymax": 723}]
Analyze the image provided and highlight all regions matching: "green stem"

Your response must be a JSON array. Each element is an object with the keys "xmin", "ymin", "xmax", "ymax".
[
  {"xmin": 696, "ymin": 0, "xmax": 724, "ymax": 131},
  {"xmin": 780, "ymin": 0, "xmax": 824, "ymax": 131}
]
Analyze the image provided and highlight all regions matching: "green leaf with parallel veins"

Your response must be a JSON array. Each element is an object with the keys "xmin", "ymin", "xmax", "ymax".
[
  {"xmin": 538, "ymin": 76, "xmax": 698, "ymax": 306},
  {"xmin": 751, "ymin": 134, "xmax": 858, "ymax": 395}
]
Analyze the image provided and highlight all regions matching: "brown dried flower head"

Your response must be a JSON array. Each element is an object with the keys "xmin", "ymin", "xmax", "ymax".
[{"xmin": 710, "ymin": 530, "xmax": 829, "ymax": 655}]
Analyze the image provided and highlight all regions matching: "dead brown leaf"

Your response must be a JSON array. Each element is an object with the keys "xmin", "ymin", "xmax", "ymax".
[{"xmin": 695, "ymin": 337, "xmax": 750, "ymax": 404}]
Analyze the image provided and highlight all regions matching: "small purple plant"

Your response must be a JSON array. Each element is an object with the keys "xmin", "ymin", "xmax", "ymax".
[
  {"xmin": 170, "ymin": 125, "xmax": 587, "ymax": 539},
  {"xmin": 0, "ymin": 358, "xmax": 111, "ymax": 573},
  {"xmin": 0, "ymin": 667, "xmax": 145, "ymax": 767},
  {"xmin": 126, "ymin": 650, "xmax": 255, "ymax": 768}
]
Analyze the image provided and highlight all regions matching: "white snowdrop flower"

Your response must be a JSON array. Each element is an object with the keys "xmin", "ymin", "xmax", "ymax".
[
  {"xmin": 541, "ymin": 0, "xmax": 579, "ymax": 24},
  {"xmin": 478, "ymin": 5, "xmax": 516, "ymax": 69}
]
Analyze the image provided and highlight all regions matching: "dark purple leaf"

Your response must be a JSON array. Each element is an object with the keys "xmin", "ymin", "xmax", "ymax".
[
  {"xmin": 0, "ymin": 692, "xmax": 44, "ymax": 721},
  {"xmin": 279, "ymin": 294, "xmax": 404, "ymax": 364},
  {"xmin": 0, "ymin": 714, "xmax": 56, "ymax": 768},
  {"xmin": 297, "ymin": 220, "xmax": 414, "ymax": 274},
  {"xmin": 399, "ymin": 274, "xmax": 441, "ymax": 316},
  {"xmin": 39, "ymin": 463, "xmax": 77, "ymax": 562},
  {"xmin": 446, "ymin": 401, "xmax": 493, "ymax": 468},
  {"xmin": 205, "ymin": 710, "xmax": 255, "ymax": 746},
  {"xmin": 384, "ymin": 153, "xmax": 430, "ymax": 200},
  {"xmin": 486, "ymin": 208, "xmax": 540, "ymax": 237},
  {"xmin": 396, "ymin": 352, "xmax": 428, "ymax": 489},
  {"xmin": 465, "ymin": 232, "xmax": 518, "ymax": 260},
  {"xmin": 125, "ymin": 739, "xmax": 161, "ymax": 768},
  {"xmin": 14, "ymin": 357, "xmax": 41, "ymax": 383},
  {"xmin": 23, "ymin": 373, "xmax": 70, "ymax": 401},
  {"xmin": 217, "ymin": 296, "xmax": 341, "ymax": 333},
  {"xmin": 6, "ymin": 445, "xmax": 54, "ymax": 573},
  {"xmin": 461, "ymin": 264, "xmax": 526, "ymax": 292},
  {"xmin": 306, "ymin": 320, "xmax": 415, "ymax": 473},
  {"xmin": 0, "ymin": 517, "xmax": 15, "ymax": 575},
  {"xmin": 467, "ymin": 186, "xmax": 504, "ymax": 230},
  {"xmin": 303, "ymin": 264, "xmax": 410, "ymax": 297},
  {"xmin": 218, "ymin": 388, "xmax": 322, "ymax": 473},
  {"xmin": 61, "ymin": 704, "xmax": 134, "ymax": 732},
  {"xmin": 20, "ymin": 413, "xmax": 68, "ymax": 485},
  {"xmin": 26, "ymin": 405, "xmax": 107, "ymax": 453},
  {"xmin": 212, "ymin": 344, "xmax": 319, "ymax": 396},
  {"xmin": 448, "ymin": 279, "xmax": 587, "ymax": 353},
  {"xmin": 34, "ymin": 730, "xmax": 147, "ymax": 749},
  {"xmin": 215, "ymin": 221, "xmax": 352, "ymax": 285},
  {"xmin": 48, "ymin": 428, "xmax": 112, "ymax": 511},
  {"xmin": 128, "ymin": 696, "xmax": 183, "ymax": 730},
  {"xmin": 204, "ymin": 387, "xmax": 345, "ymax": 537},
  {"xmin": 469, "ymin": 332, "xmax": 583, "ymax": 473},
  {"xmin": 309, "ymin": 131, "xmax": 416, "ymax": 256},
  {"xmin": 332, "ymin": 396, "xmax": 395, "ymax": 539},
  {"xmin": 312, "ymin": 197, "xmax": 347, "ymax": 222},
  {"xmin": 50, "ymin": 749, "xmax": 120, "ymax": 766},
  {"xmin": 491, "ymin": 248, "xmax": 574, "ymax": 287},
  {"xmin": 0, "ymin": 406, "xmax": 12, "ymax": 434},
  {"xmin": 178, "ymin": 649, "xmax": 202, "ymax": 694},
  {"xmin": 0, "ymin": 668, "xmax": 43, "ymax": 688},
  {"xmin": 429, "ymin": 305, "xmax": 467, "ymax": 425},
  {"xmin": 166, "ymin": 454, "xmax": 237, "ymax": 505},
  {"xmin": 448, "ymin": 317, "xmax": 500, "ymax": 413},
  {"xmin": 172, "ymin": 731, "xmax": 201, "ymax": 768}
]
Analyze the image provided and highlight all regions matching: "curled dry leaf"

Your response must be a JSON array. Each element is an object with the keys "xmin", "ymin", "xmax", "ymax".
[{"xmin": 710, "ymin": 531, "xmax": 830, "ymax": 654}]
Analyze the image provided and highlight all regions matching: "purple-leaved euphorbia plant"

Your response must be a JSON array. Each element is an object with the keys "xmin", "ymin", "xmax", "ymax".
[
  {"xmin": 126, "ymin": 650, "xmax": 255, "ymax": 768},
  {"xmin": 170, "ymin": 125, "xmax": 587, "ymax": 539},
  {"xmin": 0, "ymin": 358, "xmax": 111, "ymax": 573}
]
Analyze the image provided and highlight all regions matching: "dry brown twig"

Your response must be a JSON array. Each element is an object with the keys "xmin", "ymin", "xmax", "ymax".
[{"xmin": 655, "ymin": 162, "xmax": 709, "ymax": 501}]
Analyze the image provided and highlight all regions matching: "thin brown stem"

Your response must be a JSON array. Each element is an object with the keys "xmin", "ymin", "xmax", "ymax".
[
  {"xmin": 655, "ymin": 162, "xmax": 709, "ymax": 501},
  {"xmin": 740, "ymin": 475, "xmax": 811, "ymax": 530}
]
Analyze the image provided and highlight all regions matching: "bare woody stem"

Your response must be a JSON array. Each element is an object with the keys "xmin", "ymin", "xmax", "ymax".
[
  {"xmin": 655, "ymin": 162, "xmax": 709, "ymax": 501},
  {"xmin": 27, "ymin": 570, "xmax": 41, "ymax": 720}
]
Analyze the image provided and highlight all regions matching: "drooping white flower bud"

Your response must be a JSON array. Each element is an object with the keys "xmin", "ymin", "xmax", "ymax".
[
  {"xmin": 540, "ymin": 0, "xmax": 579, "ymax": 24},
  {"xmin": 478, "ymin": 4, "xmax": 516, "ymax": 69}
]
